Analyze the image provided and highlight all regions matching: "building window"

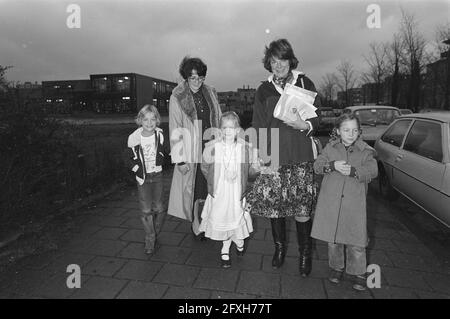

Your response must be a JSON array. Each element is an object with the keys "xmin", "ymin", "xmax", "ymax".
[
  {"xmin": 93, "ymin": 77, "xmax": 109, "ymax": 92},
  {"xmin": 114, "ymin": 76, "xmax": 131, "ymax": 92}
]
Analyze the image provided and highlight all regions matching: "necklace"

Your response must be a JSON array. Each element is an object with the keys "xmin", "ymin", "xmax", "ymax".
[{"xmin": 222, "ymin": 141, "xmax": 238, "ymax": 182}]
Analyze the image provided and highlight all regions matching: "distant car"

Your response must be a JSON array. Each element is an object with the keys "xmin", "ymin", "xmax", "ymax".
[
  {"xmin": 318, "ymin": 107, "xmax": 336, "ymax": 134},
  {"xmin": 333, "ymin": 109, "xmax": 343, "ymax": 117},
  {"xmin": 344, "ymin": 105, "xmax": 401, "ymax": 146},
  {"xmin": 374, "ymin": 112, "xmax": 450, "ymax": 227},
  {"xmin": 400, "ymin": 109, "xmax": 413, "ymax": 115},
  {"xmin": 419, "ymin": 108, "xmax": 447, "ymax": 114}
]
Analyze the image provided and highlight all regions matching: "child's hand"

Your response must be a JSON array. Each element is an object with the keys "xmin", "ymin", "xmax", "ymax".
[{"xmin": 334, "ymin": 161, "xmax": 351, "ymax": 176}]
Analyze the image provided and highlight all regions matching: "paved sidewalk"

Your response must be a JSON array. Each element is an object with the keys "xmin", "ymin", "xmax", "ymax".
[{"xmin": 0, "ymin": 169, "xmax": 449, "ymax": 299}]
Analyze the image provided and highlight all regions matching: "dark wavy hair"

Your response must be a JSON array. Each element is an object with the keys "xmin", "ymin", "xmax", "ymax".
[
  {"xmin": 178, "ymin": 56, "xmax": 207, "ymax": 79},
  {"xmin": 262, "ymin": 39, "xmax": 299, "ymax": 72},
  {"xmin": 330, "ymin": 111, "xmax": 362, "ymax": 140}
]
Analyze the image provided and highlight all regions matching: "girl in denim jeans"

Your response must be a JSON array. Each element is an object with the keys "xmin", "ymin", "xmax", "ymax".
[
  {"xmin": 127, "ymin": 105, "xmax": 169, "ymax": 254},
  {"xmin": 311, "ymin": 113, "xmax": 378, "ymax": 291}
]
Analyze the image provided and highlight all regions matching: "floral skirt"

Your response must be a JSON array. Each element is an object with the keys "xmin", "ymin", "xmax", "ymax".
[{"xmin": 245, "ymin": 162, "xmax": 319, "ymax": 218}]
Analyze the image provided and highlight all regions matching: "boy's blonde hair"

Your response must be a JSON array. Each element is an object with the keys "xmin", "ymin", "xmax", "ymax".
[{"xmin": 135, "ymin": 104, "xmax": 161, "ymax": 126}]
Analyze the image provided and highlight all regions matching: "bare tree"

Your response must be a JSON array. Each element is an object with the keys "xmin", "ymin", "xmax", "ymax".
[
  {"xmin": 399, "ymin": 9, "xmax": 428, "ymax": 112},
  {"xmin": 386, "ymin": 33, "xmax": 404, "ymax": 106},
  {"xmin": 0, "ymin": 65, "xmax": 12, "ymax": 93},
  {"xmin": 335, "ymin": 60, "xmax": 358, "ymax": 107},
  {"xmin": 319, "ymin": 72, "xmax": 337, "ymax": 107},
  {"xmin": 362, "ymin": 42, "xmax": 389, "ymax": 104}
]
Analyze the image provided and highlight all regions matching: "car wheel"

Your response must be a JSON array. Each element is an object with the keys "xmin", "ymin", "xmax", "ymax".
[{"xmin": 378, "ymin": 164, "xmax": 399, "ymax": 200}]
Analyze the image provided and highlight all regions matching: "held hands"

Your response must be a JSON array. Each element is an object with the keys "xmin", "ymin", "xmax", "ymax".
[{"xmin": 334, "ymin": 160, "xmax": 351, "ymax": 176}]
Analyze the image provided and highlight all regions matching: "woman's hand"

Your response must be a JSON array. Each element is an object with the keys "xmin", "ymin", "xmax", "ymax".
[{"xmin": 283, "ymin": 113, "xmax": 310, "ymax": 131}]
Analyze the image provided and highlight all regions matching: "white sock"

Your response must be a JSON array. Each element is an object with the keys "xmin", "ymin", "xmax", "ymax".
[
  {"xmin": 233, "ymin": 238, "xmax": 244, "ymax": 251},
  {"xmin": 221, "ymin": 239, "xmax": 232, "ymax": 260}
]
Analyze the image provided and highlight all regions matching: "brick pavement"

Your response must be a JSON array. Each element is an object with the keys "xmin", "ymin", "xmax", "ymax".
[{"xmin": 0, "ymin": 169, "xmax": 449, "ymax": 299}]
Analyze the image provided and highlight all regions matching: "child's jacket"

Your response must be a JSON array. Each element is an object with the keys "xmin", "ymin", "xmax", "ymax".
[
  {"xmin": 311, "ymin": 138, "xmax": 378, "ymax": 247},
  {"xmin": 200, "ymin": 138, "xmax": 259, "ymax": 200},
  {"xmin": 127, "ymin": 127, "xmax": 169, "ymax": 185}
]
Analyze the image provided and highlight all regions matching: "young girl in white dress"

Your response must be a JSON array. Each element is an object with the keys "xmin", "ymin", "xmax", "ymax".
[{"xmin": 199, "ymin": 111, "xmax": 257, "ymax": 268}]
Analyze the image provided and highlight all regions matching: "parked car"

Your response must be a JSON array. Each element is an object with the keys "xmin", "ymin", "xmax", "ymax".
[
  {"xmin": 400, "ymin": 108, "xmax": 413, "ymax": 115},
  {"xmin": 344, "ymin": 105, "xmax": 401, "ymax": 146},
  {"xmin": 374, "ymin": 112, "xmax": 450, "ymax": 227},
  {"xmin": 317, "ymin": 107, "xmax": 336, "ymax": 134}
]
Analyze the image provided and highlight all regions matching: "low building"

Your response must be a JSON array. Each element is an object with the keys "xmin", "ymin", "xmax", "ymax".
[
  {"xmin": 218, "ymin": 85, "xmax": 255, "ymax": 114},
  {"xmin": 42, "ymin": 73, "xmax": 176, "ymax": 114},
  {"xmin": 90, "ymin": 73, "xmax": 176, "ymax": 114},
  {"xmin": 337, "ymin": 87, "xmax": 363, "ymax": 107},
  {"xmin": 42, "ymin": 79, "xmax": 93, "ymax": 113}
]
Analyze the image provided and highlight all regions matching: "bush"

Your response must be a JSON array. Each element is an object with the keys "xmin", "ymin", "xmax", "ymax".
[{"xmin": 0, "ymin": 106, "xmax": 131, "ymax": 232}]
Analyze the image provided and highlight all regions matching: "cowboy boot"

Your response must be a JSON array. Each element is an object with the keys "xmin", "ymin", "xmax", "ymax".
[
  {"xmin": 296, "ymin": 219, "xmax": 313, "ymax": 277},
  {"xmin": 271, "ymin": 218, "xmax": 286, "ymax": 269}
]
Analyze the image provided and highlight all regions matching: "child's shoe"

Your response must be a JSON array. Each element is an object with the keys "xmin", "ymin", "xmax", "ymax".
[
  {"xmin": 220, "ymin": 253, "xmax": 231, "ymax": 268},
  {"xmin": 328, "ymin": 268, "xmax": 344, "ymax": 284},
  {"xmin": 352, "ymin": 274, "xmax": 367, "ymax": 291},
  {"xmin": 236, "ymin": 245, "xmax": 245, "ymax": 257}
]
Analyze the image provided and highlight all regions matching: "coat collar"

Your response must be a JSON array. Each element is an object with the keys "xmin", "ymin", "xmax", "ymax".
[
  {"xmin": 127, "ymin": 127, "xmax": 163, "ymax": 148},
  {"xmin": 171, "ymin": 80, "xmax": 220, "ymax": 127},
  {"xmin": 329, "ymin": 138, "xmax": 373, "ymax": 153}
]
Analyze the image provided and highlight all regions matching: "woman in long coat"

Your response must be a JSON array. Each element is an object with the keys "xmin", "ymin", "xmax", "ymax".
[
  {"xmin": 167, "ymin": 56, "xmax": 222, "ymax": 237},
  {"xmin": 246, "ymin": 39, "xmax": 321, "ymax": 276}
]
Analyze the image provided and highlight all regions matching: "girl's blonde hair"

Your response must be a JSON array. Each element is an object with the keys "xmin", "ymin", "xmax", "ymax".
[
  {"xmin": 220, "ymin": 111, "xmax": 241, "ymax": 128},
  {"xmin": 135, "ymin": 104, "xmax": 161, "ymax": 127}
]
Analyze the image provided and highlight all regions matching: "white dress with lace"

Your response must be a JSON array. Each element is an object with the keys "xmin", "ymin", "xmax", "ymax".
[{"xmin": 199, "ymin": 141, "xmax": 253, "ymax": 241}]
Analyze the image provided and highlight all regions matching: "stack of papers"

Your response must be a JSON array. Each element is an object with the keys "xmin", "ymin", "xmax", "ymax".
[{"xmin": 273, "ymin": 83, "xmax": 318, "ymax": 122}]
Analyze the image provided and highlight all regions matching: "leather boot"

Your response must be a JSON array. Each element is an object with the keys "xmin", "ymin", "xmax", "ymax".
[
  {"xmin": 271, "ymin": 218, "xmax": 286, "ymax": 269},
  {"xmin": 296, "ymin": 219, "xmax": 313, "ymax": 277}
]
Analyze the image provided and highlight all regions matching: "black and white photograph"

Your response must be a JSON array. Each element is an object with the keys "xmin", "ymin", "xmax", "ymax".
[{"xmin": 0, "ymin": 0, "xmax": 449, "ymax": 304}]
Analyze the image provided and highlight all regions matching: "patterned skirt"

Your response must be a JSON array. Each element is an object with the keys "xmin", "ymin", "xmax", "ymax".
[{"xmin": 245, "ymin": 162, "xmax": 319, "ymax": 218}]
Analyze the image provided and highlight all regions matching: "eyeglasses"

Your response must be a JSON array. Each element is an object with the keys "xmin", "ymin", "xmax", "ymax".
[{"xmin": 188, "ymin": 76, "xmax": 205, "ymax": 82}]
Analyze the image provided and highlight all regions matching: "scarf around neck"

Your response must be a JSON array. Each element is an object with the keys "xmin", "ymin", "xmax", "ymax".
[{"xmin": 272, "ymin": 71, "xmax": 294, "ymax": 89}]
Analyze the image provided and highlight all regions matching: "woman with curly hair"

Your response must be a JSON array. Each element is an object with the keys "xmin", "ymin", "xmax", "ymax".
[{"xmin": 167, "ymin": 56, "xmax": 222, "ymax": 239}]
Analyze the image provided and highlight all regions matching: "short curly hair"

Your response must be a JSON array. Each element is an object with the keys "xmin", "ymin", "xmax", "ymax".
[
  {"xmin": 262, "ymin": 39, "xmax": 299, "ymax": 72},
  {"xmin": 178, "ymin": 56, "xmax": 207, "ymax": 80}
]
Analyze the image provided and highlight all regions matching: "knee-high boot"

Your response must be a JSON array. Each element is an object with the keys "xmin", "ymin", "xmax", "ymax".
[
  {"xmin": 271, "ymin": 218, "xmax": 286, "ymax": 269},
  {"xmin": 296, "ymin": 219, "xmax": 313, "ymax": 277}
]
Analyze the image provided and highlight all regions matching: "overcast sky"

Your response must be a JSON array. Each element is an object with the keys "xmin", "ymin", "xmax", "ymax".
[{"xmin": 1, "ymin": 0, "xmax": 449, "ymax": 91}]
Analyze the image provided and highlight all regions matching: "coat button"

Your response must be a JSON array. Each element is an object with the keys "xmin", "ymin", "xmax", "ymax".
[{"xmin": 341, "ymin": 194, "xmax": 344, "ymax": 198}]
